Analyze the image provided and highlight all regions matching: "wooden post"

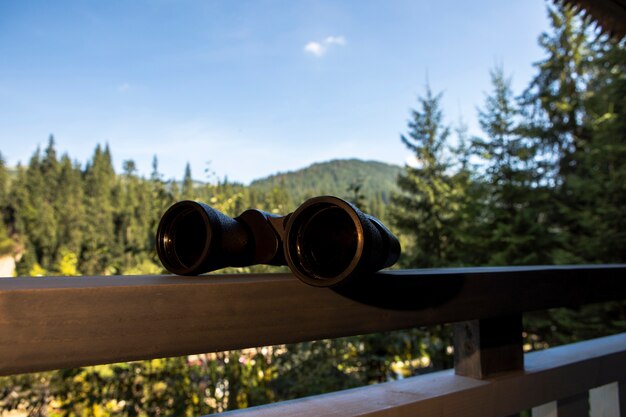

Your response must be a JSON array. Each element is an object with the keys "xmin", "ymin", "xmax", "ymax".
[
  {"xmin": 454, "ymin": 313, "xmax": 524, "ymax": 417},
  {"xmin": 453, "ymin": 313, "xmax": 524, "ymax": 379},
  {"xmin": 617, "ymin": 379, "xmax": 626, "ymax": 416}
]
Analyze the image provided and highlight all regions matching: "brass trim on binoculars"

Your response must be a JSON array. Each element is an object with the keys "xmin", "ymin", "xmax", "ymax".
[{"xmin": 156, "ymin": 196, "xmax": 400, "ymax": 287}]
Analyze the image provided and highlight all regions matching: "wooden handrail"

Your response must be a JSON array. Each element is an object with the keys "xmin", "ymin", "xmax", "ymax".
[
  {"xmin": 216, "ymin": 333, "xmax": 626, "ymax": 417},
  {"xmin": 0, "ymin": 265, "xmax": 625, "ymax": 375}
]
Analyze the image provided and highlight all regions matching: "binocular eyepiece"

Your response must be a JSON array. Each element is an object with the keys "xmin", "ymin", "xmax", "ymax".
[{"xmin": 156, "ymin": 196, "xmax": 400, "ymax": 287}]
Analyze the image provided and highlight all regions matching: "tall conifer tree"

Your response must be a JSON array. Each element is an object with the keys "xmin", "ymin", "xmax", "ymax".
[
  {"xmin": 473, "ymin": 67, "xmax": 555, "ymax": 265},
  {"xmin": 0, "ymin": 152, "xmax": 8, "ymax": 208},
  {"xmin": 81, "ymin": 144, "xmax": 117, "ymax": 274},
  {"xmin": 55, "ymin": 155, "xmax": 85, "ymax": 259},
  {"xmin": 182, "ymin": 162, "xmax": 194, "ymax": 200},
  {"xmin": 559, "ymin": 36, "xmax": 626, "ymax": 262},
  {"xmin": 521, "ymin": 4, "xmax": 591, "ymax": 185},
  {"xmin": 390, "ymin": 86, "xmax": 466, "ymax": 267}
]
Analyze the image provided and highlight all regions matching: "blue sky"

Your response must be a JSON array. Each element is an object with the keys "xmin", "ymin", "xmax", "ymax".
[{"xmin": 0, "ymin": 0, "xmax": 549, "ymax": 183}]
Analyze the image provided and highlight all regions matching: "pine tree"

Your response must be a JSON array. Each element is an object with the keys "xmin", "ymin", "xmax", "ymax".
[
  {"xmin": 8, "ymin": 164, "xmax": 29, "ymax": 274},
  {"xmin": 81, "ymin": 144, "xmax": 117, "ymax": 274},
  {"xmin": 449, "ymin": 119, "xmax": 488, "ymax": 266},
  {"xmin": 390, "ymin": 86, "xmax": 466, "ymax": 267},
  {"xmin": 41, "ymin": 135, "xmax": 60, "ymax": 197},
  {"xmin": 16, "ymin": 146, "xmax": 58, "ymax": 270},
  {"xmin": 521, "ymin": 4, "xmax": 592, "ymax": 185},
  {"xmin": 0, "ymin": 152, "xmax": 8, "ymax": 209},
  {"xmin": 518, "ymin": 4, "xmax": 595, "ymax": 265},
  {"xmin": 560, "ymin": 36, "xmax": 626, "ymax": 262},
  {"xmin": 473, "ymin": 67, "xmax": 555, "ymax": 265},
  {"xmin": 520, "ymin": 5, "xmax": 626, "ymax": 348},
  {"xmin": 182, "ymin": 162, "xmax": 194, "ymax": 200},
  {"xmin": 55, "ymin": 155, "xmax": 85, "ymax": 260},
  {"xmin": 0, "ymin": 154, "xmax": 12, "ymax": 257},
  {"xmin": 117, "ymin": 159, "xmax": 155, "ymax": 272}
]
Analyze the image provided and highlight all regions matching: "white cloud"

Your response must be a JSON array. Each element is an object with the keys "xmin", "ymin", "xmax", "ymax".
[
  {"xmin": 304, "ymin": 41, "xmax": 326, "ymax": 57},
  {"xmin": 303, "ymin": 35, "xmax": 346, "ymax": 57}
]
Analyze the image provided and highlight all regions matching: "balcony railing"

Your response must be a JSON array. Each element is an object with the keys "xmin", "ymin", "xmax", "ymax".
[{"xmin": 1, "ymin": 264, "xmax": 625, "ymax": 416}]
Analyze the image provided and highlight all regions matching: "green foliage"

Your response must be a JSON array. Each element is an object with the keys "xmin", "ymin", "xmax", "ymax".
[
  {"xmin": 0, "ymin": 152, "xmax": 9, "ymax": 208},
  {"xmin": 181, "ymin": 162, "xmax": 194, "ymax": 200},
  {"xmin": 521, "ymin": 4, "xmax": 592, "ymax": 183},
  {"xmin": 390, "ymin": 86, "xmax": 470, "ymax": 267},
  {"xmin": 0, "ymin": 153, "xmax": 13, "ymax": 256},
  {"xmin": 81, "ymin": 145, "xmax": 118, "ymax": 275},
  {"xmin": 471, "ymin": 66, "xmax": 557, "ymax": 265},
  {"xmin": 558, "ymin": 36, "xmax": 626, "ymax": 263}
]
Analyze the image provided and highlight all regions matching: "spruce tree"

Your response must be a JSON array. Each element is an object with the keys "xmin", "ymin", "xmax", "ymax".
[
  {"xmin": 556, "ymin": 36, "xmax": 626, "ymax": 263},
  {"xmin": 521, "ymin": 4, "xmax": 592, "ymax": 185},
  {"xmin": 473, "ymin": 67, "xmax": 555, "ymax": 265},
  {"xmin": 16, "ymin": 146, "xmax": 58, "ymax": 271},
  {"xmin": 0, "ymin": 153, "xmax": 13, "ymax": 258},
  {"xmin": 449, "ymin": 119, "xmax": 488, "ymax": 266},
  {"xmin": 8, "ymin": 164, "xmax": 29, "ymax": 274},
  {"xmin": 117, "ymin": 159, "xmax": 154, "ymax": 272},
  {"xmin": 520, "ymin": 5, "xmax": 626, "ymax": 348},
  {"xmin": 41, "ymin": 135, "xmax": 60, "ymax": 197},
  {"xmin": 518, "ymin": 4, "xmax": 596, "ymax": 265},
  {"xmin": 390, "ymin": 86, "xmax": 466, "ymax": 267},
  {"xmin": 0, "ymin": 152, "xmax": 8, "ymax": 209},
  {"xmin": 181, "ymin": 162, "xmax": 194, "ymax": 200},
  {"xmin": 81, "ymin": 144, "xmax": 117, "ymax": 274},
  {"xmin": 55, "ymin": 155, "xmax": 84, "ymax": 260}
]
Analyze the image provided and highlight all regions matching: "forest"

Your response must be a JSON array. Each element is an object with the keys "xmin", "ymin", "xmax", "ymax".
[{"xmin": 0, "ymin": 4, "xmax": 625, "ymax": 416}]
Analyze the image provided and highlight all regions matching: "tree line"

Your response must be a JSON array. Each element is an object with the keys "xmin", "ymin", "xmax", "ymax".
[
  {"xmin": 0, "ymin": 4, "xmax": 624, "ymax": 416},
  {"xmin": 0, "ymin": 142, "xmax": 297, "ymax": 277},
  {"xmin": 0, "ymin": 147, "xmax": 395, "ymax": 278}
]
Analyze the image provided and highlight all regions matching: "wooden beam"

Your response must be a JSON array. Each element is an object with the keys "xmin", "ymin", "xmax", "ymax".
[
  {"xmin": 217, "ymin": 333, "xmax": 626, "ymax": 417},
  {"xmin": 0, "ymin": 265, "xmax": 624, "ymax": 375}
]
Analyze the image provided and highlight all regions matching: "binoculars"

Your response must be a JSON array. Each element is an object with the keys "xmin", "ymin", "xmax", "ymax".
[{"xmin": 156, "ymin": 196, "xmax": 400, "ymax": 287}]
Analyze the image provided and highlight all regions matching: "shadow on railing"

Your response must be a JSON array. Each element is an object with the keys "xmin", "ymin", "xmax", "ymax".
[{"xmin": 0, "ymin": 265, "xmax": 625, "ymax": 416}]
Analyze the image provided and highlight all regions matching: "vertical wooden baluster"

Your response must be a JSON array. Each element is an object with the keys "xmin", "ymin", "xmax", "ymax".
[
  {"xmin": 590, "ymin": 382, "xmax": 620, "ymax": 417},
  {"xmin": 453, "ymin": 313, "xmax": 524, "ymax": 379}
]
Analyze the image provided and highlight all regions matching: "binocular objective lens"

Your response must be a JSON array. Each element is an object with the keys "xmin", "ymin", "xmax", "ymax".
[
  {"xmin": 157, "ymin": 196, "xmax": 399, "ymax": 284},
  {"xmin": 169, "ymin": 208, "xmax": 208, "ymax": 269},
  {"xmin": 297, "ymin": 206, "xmax": 358, "ymax": 279}
]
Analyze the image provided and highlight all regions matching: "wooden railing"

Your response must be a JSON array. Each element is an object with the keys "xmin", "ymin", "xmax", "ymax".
[{"xmin": 1, "ymin": 265, "xmax": 625, "ymax": 416}]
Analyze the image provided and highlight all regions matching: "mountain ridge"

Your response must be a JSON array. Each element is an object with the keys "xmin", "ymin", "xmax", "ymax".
[{"xmin": 249, "ymin": 158, "xmax": 402, "ymax": 204}]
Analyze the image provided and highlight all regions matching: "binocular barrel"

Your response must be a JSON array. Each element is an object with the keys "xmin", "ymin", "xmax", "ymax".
[{"xmin": 156, "ymin": 196, "xmax": 400, "ymax": 287}]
